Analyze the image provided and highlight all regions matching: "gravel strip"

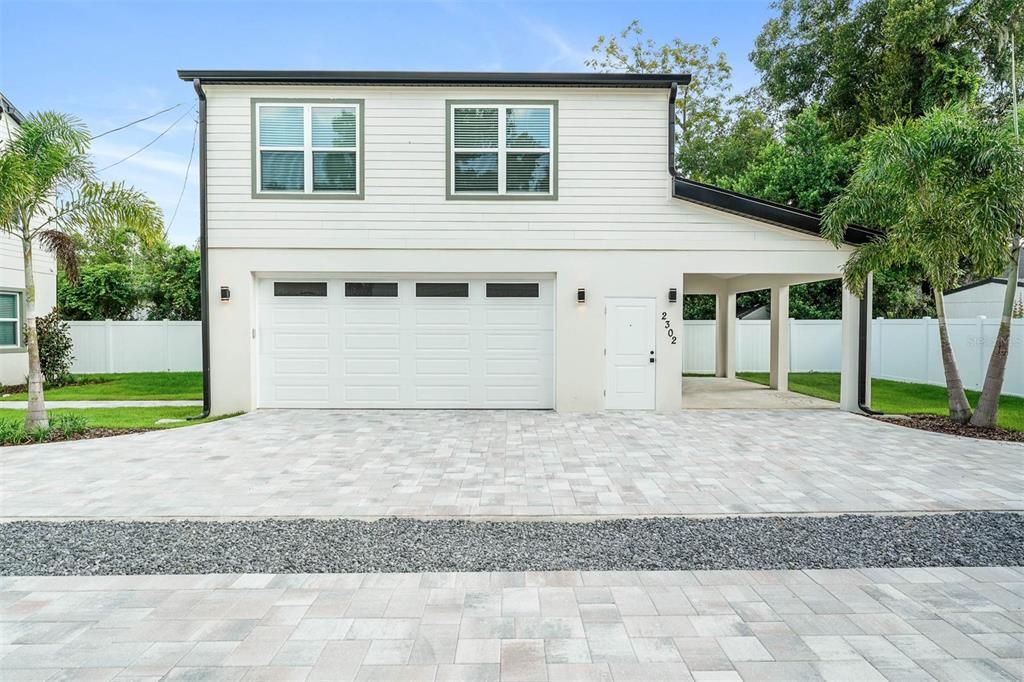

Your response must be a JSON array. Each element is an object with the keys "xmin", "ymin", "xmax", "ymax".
[{"xmin": 2, "ymin": 512, "xmax": 1021, "ymax": 576}]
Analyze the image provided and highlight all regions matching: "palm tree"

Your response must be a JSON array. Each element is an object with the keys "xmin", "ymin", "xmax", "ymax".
[
  {"xmin": 972, "ymin": 31, "xmax": 1024, "ymax": 428},
  {"xmin": 822, "ymin": 105, "xmax": 1023, "ymax": 424},
  {"xmin": 0, "ymin": 112, "xmax": 162, "ymax": 429}
]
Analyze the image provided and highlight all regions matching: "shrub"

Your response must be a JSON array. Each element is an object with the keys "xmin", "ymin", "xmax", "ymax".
[
  {"xmin": 51, "ymin": 413, "xmax": 88, "ymax": 438},
  {"xmin": 34, "ymin": 311, "xmax": 75, "ymax": 387},
  {"xmin": 0, "ymin": 420, "xmax": 26, "ymax": 445},
  {"xmin": 28, "ymin": 425, "xmax": 50, "ymax": 443}
]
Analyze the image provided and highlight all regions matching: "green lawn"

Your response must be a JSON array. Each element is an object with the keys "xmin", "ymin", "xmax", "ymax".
[
  {"xmin": 0, "ymin": 372, "xmax": 202, "ymax": 401},
  {"xmin": 738, "ymin": 371, "xmax": 1024, "ymax": 432},
  {"xmin": 0, "ymin": 406, "xmax": 235, "ymax": 430}
]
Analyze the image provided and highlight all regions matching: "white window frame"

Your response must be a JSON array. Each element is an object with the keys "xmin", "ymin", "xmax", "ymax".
[
  {"xmin": 0, "ymin": 291, "xmax": 20, "ymax": 349},
  {"xmin": 450, "ymin": 103, "xmax": 554, "ymax": 197},
  {"xmin": 254, "ymin": 101, "xmax": 361, "ymax": 197}
]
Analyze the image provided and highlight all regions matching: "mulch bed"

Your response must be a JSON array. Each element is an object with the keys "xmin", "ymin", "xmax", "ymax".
[
  {"xmin": 2, "ymin": 428, "xmax": 148, "ymax": 447},
  {"xmin": 873, "ymin": 414, "xmax": 1024, "ymax": 443}
]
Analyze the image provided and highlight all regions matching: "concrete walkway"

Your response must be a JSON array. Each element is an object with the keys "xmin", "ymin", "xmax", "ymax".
[
  {"xmin": 1, "ymin": 409, "xmax": 1020, "ymax": 519},
  {"xmin": 2, "ymin": 567, "xmax": 1021, "ymax": 681},
  {"xmin": 0, "ymin": 400, "xmax": 202, "ymax": 409},
  {"xmin": 682, "ymin": 377, "xmax": 836, "ymax": 410}
]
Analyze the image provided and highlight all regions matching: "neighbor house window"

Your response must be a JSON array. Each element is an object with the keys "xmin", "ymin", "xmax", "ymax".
[
  {"xmin": 449, "ymin": 102, "xmax": 555, "ymax": 198},
  {"xmin": 0, "ymin": 292, "xmax": 20, "ymax": 348},
  {"xmin": 255, "ymin": 100, "xmax": 362, "ymax": 197}
]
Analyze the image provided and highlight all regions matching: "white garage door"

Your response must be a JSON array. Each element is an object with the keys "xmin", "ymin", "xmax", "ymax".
[{"xmin": 258, "ymin": 277, "xmax": 554, "ymax": 408}]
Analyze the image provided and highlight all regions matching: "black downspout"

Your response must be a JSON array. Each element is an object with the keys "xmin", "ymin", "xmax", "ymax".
[
  {"xmin": 858, "ymin": 283, "xmax": 882, "ymax": 414},
  {"xmin": 667, "ymin": 80, "xmax": 877, "ymax": 413},
  {"xmin": 189, "ymin": 78, "xmax": 211, "ymax": 419}
]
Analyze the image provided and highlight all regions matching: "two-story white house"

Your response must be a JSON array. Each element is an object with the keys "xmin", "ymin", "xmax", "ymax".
[
  {"xmin": 178, "ymin": 70, "xmax": 877, "ymax": 415},
  {"xmin": 0, "ymin": 94, "xmax": 58, "ymax": 387}
]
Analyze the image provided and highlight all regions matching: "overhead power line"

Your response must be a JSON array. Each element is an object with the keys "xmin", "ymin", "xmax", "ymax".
[
  {"xmin": 90, "ymin": 102, "xmax": 183, "ymax": 140},
  {"xmin": 167, "ymin": 116, "xmax": 198, "ymax": 232},
  {"xmin": 98, "ymin": 105, "xmax": 194, "ymax": 172}
]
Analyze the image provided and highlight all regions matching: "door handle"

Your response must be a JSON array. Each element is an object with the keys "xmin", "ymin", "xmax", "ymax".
[{"xmin": 649, "ymin": 357, "xmax": 656, "ymax": 363}]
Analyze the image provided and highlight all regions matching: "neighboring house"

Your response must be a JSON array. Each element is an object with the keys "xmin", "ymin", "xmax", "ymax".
[
  {"xmin": 944, "ymin": 260, "xmax": 1024, "ymax": 319},
  {"xmin": 0, "ymin": 94, "xmax": 57, "ymax": 387},
  {"xmin": 737, "ymin": 304, "xmax": 770, "ymax": 320},
  {"xmin": 179, "ymin": 70, "xmax": 876, "ymax": 414}
]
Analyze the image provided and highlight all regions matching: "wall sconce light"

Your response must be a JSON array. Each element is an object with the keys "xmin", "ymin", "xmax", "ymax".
[
  {"xmin": 668, "ymin": 288, "xmax": 678, "ymax": 303},
  {"xmin": 576, "ymin": 288, "xmax": 586, "ymax": 304},
  {"xmin": 220, "ymin": 286, "xmax": 231, "ymax": 302}
]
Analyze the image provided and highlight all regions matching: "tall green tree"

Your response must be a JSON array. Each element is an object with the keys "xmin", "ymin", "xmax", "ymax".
[
  {"xmin": 751, "ymin": 0, "xmax": 1020, "ymax": 137},
  {"xmin": 142, "ymin": 244, "xmax": 201, "ymax": 321},
  {"xmin": 57, "ymin": 263, "xmax": 139, "ymax": 320},
  {"xmin": 723, "ymin": 106, "xmax": 859, "ymax": 212},
  {"xmin": 0, "ymin": 112, "xmax": 162, "ymax": 429},
  {"xmin": 822, "ymin": 105, "xmax": 1022, "ymax": 424}
]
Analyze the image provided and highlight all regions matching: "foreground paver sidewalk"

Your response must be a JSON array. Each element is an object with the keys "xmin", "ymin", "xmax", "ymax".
[
  {"xmin": 2, "ymin": 567, "xmax": 1021, "ymax": 681},
  {"xmin": 1, "ymin": 409, "xmax": 1021, "ymax": 519}
]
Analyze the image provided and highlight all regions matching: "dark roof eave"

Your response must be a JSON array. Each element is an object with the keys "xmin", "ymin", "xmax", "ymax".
[
  {"xmin": 672, "ymin": 177, "xmax": 878, "ymax": 246},
  {"xmin": 177, "ymin": 70, "xmax": 691, "ymax": 88},
  {"xmin": 0, "ymin": 93, "xmax": 25, "ymax": 125}
]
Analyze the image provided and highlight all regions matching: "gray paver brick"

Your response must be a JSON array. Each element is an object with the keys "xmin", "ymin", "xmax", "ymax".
[
  {"xmin": 3, "ymin": 409, "xmax": 1021, "ymax": 519},
  {"xmin": 2, "ymin": 568, "xmax": 1022, "ymax": 680}
]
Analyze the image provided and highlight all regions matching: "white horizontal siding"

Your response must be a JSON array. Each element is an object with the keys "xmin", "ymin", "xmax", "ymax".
[{"xmin": 204, "ymin": 84, "xmax": 837, "ymax": 252}]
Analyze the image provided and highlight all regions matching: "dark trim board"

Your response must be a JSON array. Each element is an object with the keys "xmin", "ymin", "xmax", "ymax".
[
  {"xmin": 671, "ymin": 178, "xmax": 878, "ymax": 246},
  {"xmin": 0, "ymin": 93, "xmax": 25, "ymax": 125},
  {"xmin": 178, "ymin": 71, "xmax": 691, "ymax": 88},
  {"xmin": 946, "ymin": 278, "xmax": 1024, "ymax": 296}
]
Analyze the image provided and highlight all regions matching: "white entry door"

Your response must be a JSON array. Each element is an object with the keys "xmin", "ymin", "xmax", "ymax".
[{"xmin": 605, "ymin": 298, "xmax": 656, "ymax": 409}]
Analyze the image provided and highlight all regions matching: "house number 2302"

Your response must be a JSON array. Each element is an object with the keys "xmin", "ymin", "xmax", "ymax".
[{"xmin": 661, "ymin": 312, "xmax": 677, "ymax": 344}]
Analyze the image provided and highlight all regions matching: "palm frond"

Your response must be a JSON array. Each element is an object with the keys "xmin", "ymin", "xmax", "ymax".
[{"xmin": 37, "ymin": 229, "xmax": 80, "ymax": 284}]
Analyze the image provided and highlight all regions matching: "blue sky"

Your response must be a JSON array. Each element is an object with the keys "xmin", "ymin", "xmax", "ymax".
[{"xmin": 1, "ymin": 0, "xmax": 774, "ymax": 245}]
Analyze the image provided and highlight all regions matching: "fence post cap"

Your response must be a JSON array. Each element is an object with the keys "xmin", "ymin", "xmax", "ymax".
[{"xmin": 977, "ymin": 315, "xmax": 987, "ymax": 320}]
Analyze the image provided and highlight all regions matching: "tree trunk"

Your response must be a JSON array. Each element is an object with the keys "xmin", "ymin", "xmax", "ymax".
[
  {"xmin": 21, "ymin": 219, "xmax": 48, "ymax": 430},
  {"xmin": 970, "ymin": 241, "xmax": 1022, "ymax": 428},
  {"xmin": 934, "ymin": 288, "xmax": 972, "ymax": 424}
]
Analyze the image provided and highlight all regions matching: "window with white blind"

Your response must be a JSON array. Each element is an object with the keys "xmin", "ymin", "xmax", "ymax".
[
  {"xmin": 448, "ymin": 101, "xmax": 556, "ymax": 199},
  {"xmin": 253, "ymin": 100, "xmax": 363, "ymax": 198},
  {"xmin": 0, "ymin": 292, "xmax": 20, "ymax": 348}
]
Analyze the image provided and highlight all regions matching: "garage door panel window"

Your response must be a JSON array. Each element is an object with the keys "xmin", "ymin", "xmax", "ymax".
[
  {"xmin": 345, "ymin": 282, "xmax": 398, "ymax": 297},
  {"xmin": 486, "ymin": 283, "xmax": 540, "ymax": 298},
  {"xmin": 449, "ymin": 101, "xmax": 555, "ymax": 198},
  {"xmin": 0, "ymin": 292, "xmax": 20, "ymax": 348},
  {"xmin": 416, "ymin": 282, "xmax": 469, "ymax": 297},
  {"xmin": 274, "ymin": 282, "xmax": 328, "ymax": 297},
  {"xmin": 255, "ymin": 100, "xmax": 362, "ymax": 197}
]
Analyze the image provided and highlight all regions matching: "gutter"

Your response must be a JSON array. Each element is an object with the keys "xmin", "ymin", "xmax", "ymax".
[
  {"xmin": 668, "ymin": 82, "xmax": 878, "ymax": 414},
  {"xmin": 189, "ymin": 78, "xmax": 211, "ymax": 419}
]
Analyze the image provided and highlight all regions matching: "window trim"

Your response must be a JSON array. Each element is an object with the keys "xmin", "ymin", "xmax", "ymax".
[
  {"xmin": 0, "ymin": 289, "xmax": 24, "ymax": 352},
  {"xmin": 251, "ymin": 98, "xmax": 365, "ymax": 200},
  {"xmin": 446, "ymin": 99, "xmax": 558, "ymax": 201}
]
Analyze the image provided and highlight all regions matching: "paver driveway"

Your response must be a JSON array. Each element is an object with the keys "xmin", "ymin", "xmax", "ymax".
[
  {"xmin": 1, "ymin": 409, "xmax": 1020, "ymax": 519},
  {"xmin": 3, "ymin": 567, "xmax": 1023, "ymax": 681}
]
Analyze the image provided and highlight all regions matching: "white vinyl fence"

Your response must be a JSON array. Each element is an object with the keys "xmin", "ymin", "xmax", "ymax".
[
  {"xmin": 68, "ymin": 320, "xmax": 201, "ymax": 373},
  {"xmin": 683, "ymin": 317, "xmax": 1024, "ymax": 397},
  {"xmin": 67, "ymin": 318, "xmax": 1023, "ymax": 397}
]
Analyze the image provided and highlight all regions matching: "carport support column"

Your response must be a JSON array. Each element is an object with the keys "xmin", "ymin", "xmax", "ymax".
[
  {"xmin": 715, "ymin": 291, "xmax": 736, "ymax": 378},
  {"xmin": 840, "ymin": 278, "xmax": 868, "ymax": 412},
  {"xmin": 769, "ymin": 285, "xmax": 790, "ymax": 391}
]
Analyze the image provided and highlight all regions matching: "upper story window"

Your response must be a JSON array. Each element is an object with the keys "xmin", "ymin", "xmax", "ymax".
[
  {"xmin": 253, "ymin": 100, "xmax": 363, "ymax": 199},
  {"xmin": 0, "ymin": 291, "xmax": 21, "ymax": 348},
  {"xmin": 448, "ymin": 101, "xmax": 557, "ymax": 199}
]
